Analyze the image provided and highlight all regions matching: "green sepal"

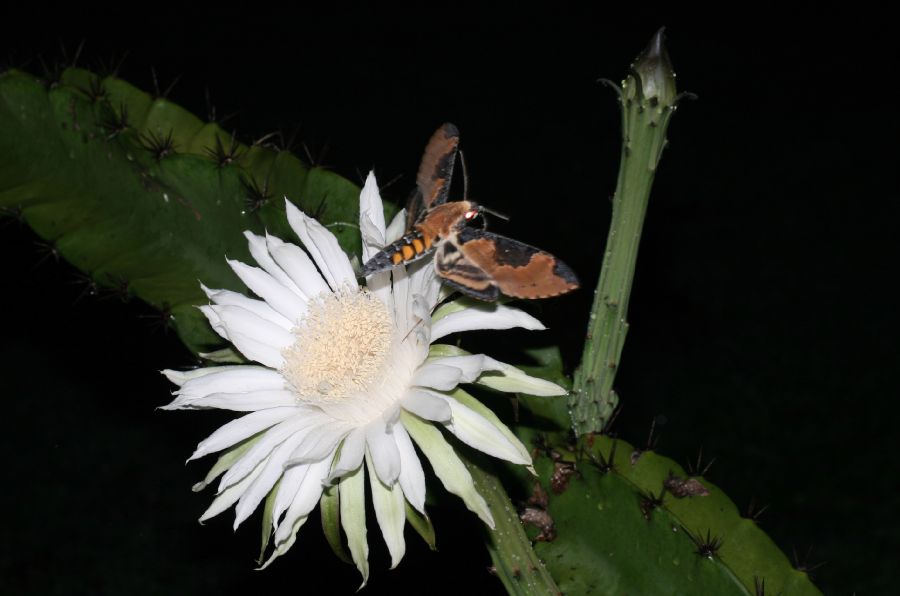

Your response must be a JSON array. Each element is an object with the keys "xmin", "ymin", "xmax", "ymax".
[
  {"xmin": 257, "ymin": 479, "xmax": 280, "ymax": 565},
  {"xmin": 320, "ymin": 483, "xmax": 353, "ymax": 564},
  {"xmin": 404, "ymin": 503, "xmax": 437, "ymax": 551}
]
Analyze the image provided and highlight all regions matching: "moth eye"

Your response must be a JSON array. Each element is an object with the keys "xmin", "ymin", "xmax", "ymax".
[{"xmin": 464, "ymin": 209, "xmax": 479, "ymax": 220}]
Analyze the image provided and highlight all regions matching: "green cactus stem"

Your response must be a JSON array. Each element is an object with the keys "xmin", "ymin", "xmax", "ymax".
[{"xmin": 570, "ymin": 28, "xmax": 685, "ymax": 436}]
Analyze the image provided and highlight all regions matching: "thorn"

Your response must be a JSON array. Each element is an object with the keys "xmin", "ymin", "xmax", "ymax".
[
  {"xmin": 687, "ymin": 446, "xmax": 716, "ymax": 477},
  {"xmin": 139, "ymin": 128, "xmax": 177, "ymax": 161},
  {"xmin": 746, "ymin": 496, "xmax": 769, "ymax": 522},
  {"xmin": 33, "ymin": 239, "xmax": 61, "ymax": 268},
  {"xmin": 683, "ymin": 526, "xmax": 724, "ymax": 560}
]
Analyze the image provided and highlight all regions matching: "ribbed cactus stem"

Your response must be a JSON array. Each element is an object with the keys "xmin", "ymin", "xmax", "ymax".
[{"xmin": 570, "ymin": 29, "xmax": 684, "ymax": 436}]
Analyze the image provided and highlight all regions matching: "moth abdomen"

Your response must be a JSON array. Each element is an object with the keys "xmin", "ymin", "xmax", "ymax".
[{"xmin": 360, "ymin": 230, "xmax": 435, "ymax": 276}]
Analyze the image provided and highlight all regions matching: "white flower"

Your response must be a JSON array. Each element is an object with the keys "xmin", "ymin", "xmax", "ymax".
[{"xmin": 162, "ymin": 172, "xmax": 565, "ymax": 585}]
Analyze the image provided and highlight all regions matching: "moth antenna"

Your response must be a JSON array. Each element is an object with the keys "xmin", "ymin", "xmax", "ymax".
[
  {"xmin": 480, "ymin": 206, "xmax": 510, "ymax": 221},
  {"xmin": 459, "ymin": 149, "xmax": 470, "ymax": 200}
]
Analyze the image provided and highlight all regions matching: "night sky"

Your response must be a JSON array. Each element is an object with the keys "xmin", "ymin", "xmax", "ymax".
[{"xmin": 1, "ymin": 6, "xmax": 895, "ymax": 595}]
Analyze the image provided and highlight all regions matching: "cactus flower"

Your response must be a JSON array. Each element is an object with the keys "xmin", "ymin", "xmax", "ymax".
[{"xmin": 161, "ymin": 172, "xmax": 565, "ymax": 585}]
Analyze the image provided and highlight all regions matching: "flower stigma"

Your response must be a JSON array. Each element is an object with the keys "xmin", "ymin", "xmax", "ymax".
[{"xmin": 281, "ymin": 288, "xmax": 393, "ymax": 403}]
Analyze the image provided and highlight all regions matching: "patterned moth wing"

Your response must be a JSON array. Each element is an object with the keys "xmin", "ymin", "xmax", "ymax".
[
  {"xmin": 435, "ymin": 227, "xmax": 580, "ymax": 301},
  {"xmin": 361, "ymin": 122, "xmax": 579, "ymax": 302}
]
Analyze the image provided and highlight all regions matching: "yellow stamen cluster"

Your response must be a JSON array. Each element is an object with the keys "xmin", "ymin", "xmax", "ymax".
[{"xmin": 281, "ymin": 289, "xmax": 393, "ymax": 402}]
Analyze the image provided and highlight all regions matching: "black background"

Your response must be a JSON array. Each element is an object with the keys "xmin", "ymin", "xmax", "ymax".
[{"xmin": 1, "ymin": 6, "xmax": 895, "ymax": 595}]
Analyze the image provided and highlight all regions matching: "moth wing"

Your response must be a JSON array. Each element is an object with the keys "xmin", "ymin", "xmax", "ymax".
[
  {"xmin": 434, "ymin": 238, "xmax": 500, "ymax": 301},
  {"xmin": 407, "ymin": 123, "xmax": 460, "ymax": 228},
  {"xmin": 453, "ymin": 228, "xmax": 580, "ymax": 299}
]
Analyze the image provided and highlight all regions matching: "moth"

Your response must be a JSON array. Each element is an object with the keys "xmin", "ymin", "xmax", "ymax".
[{"xmin": 361, "ymin": 123, "xmax": 579, "ymax": 301}]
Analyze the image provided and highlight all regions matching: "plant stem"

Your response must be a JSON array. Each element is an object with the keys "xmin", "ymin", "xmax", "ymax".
[
  {"xmin": 570, "ymin": 29, "xmax": 686, "ymax": 436},
  {"xmin": 464, "ymin": 459, "xmax": 561, "ymax": 596}
]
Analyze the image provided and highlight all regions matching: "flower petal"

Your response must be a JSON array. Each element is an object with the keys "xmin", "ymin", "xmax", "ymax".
[
  {"xmin": 424, "ymin": 355, "xmax": 486, "ymax": 384},
  {"xmin": 227, "ymin": 259, "xmax": 307, "ymax": 323},
  {"xmin": 285, "ymin": 199, "xmax": 357, "ymax": 291},
  {"xmin": 366, "ymin": 450, "xmax": 406, "ymax": 569},
  {"xmin": 233, "ymin": 431, "xmax": 307, "ymax": 529},
  {"xmin": 340, "ymin": 462, "xmax": 369, "ymax": 587},
  {"xmin": 400, "ymin": 389, "xmax": 452, "ymax": 422},
  {"xmin": 393, "ymin": 423, "xmax": 426, "ymax": 513},
  {"xmin": 436, "ymin": 393, "xmax": 530, "ymax": 465},
  {"xmin": 262, "ymin": 456, "xmax": 333, "ymax": 569},
  {"xmin": 477, "ymin": 356, "xmax": 567, "ymax": 396},
  {"xmin": 359, "ymin": 171, "xmax": 386, "ymax": 261},
  {"xmin": 384, "ymin": 208, "xmax": 407, "ymax": 243},
  {"xmin": 162, "ymin": 365, "xmax": 243, "ymax": 387},
  {"xmin": 218, "ymin": 415, "xmax": 318, "ymax": 490},
  {"xmin": 266, "ymin": 234, "xmax": 331, "ymax": 298},
  {"xmin": 275, "ymin": 456, "xmax": 332, "ymax": 542},
  {"xmin": 445, "ymin": 389, "xmax": 533, "ymax": 471},
  {"xmin": 365, "ymin": 422, "xmax": 400, "ymax": 486},
  {"xmin": 412, "ymin": 362, "xmax": 463, "ymax": 391},
  {"xmin": 284, "ymin": 424, "xmax": 350, "ymax": 466},
  {"xmin": 203, "ymin": 305, "xmax": 294, "ymax": 368},
  {"xmin": 189, "ymin": 407, "xmax": 297, "ymax": 461},
  {"xmin": 327, "ymin": 427, "xmax": 367, "ymax": 483},
  {"xmin": 400, "ymin": 411, "xmax": 493, "ymax": 527},
  {"xmin": 430, "ymin": 304, "xmax": 545, "ymax": 342},
  {"xmin": 176, "ymin": 366, "xmax": 286, "ymax": 398},
  {"xmin": 243, "ymin": 231, "xmax": 303, "ymax": 296},
  {"xmin": 199, "ymin": 463, "xmax": 263, "ymax": 523},
  {"xmin": 202, "ymin": 285, "xmax": 292, "ymax": 329},
  {"xmin": 163, "ymin": 389, "xmax": 297, "ymax": 412}
]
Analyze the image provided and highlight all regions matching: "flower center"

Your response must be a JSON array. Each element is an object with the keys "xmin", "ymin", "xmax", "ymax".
[{"xmin": 280, "ymin": 289, "xmax": 393, "ymax": 402}]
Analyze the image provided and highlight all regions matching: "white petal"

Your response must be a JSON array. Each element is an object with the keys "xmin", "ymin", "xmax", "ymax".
[
  {"xmin": 384, "ymin": 208, "xmax": 407, "ymax": 243},
  {"xmin": 263, "ymin": 456, "xmax": 332, "ymax": 569},
  {"xmin": 423, "ymin": 355, "xmax": 486, "ymax": 384},
  {"xmin": 393, "ymin": 423, "xmax": 426, "ymax": 513},
  {"xmin": 285, "ymin": 199, "xmax": 357, "ymax": 291},
  {"xmin": 227, "ymin": 260, "xmax": 307, "ymax": 323},
  {"xmin": 327, "ymin": 427, "xmax": 367, "ymax": 482},
  {"xmin": 413, "ymin": 362, "xmax": 463, "ymax": 391},
  {"xmin": 284, "ymin": 424, "xmax": 349, "ymax": 466},
  {"xmin": 443, "ymin": 389, "xmax": 532, "ymax": 471},
  {"xmin": 266, "ymin": 234, "xmax": 332, "ymax": 298},
  {"xmin": 359, "ymin": 171, "xmax": 386, "ymax": 261},
  {"xmin": 400, "ymin": 411, "xmax": 493, "ymax": 527},
  {"xmin": 218, "ymin": 415, "xmax": 315, "ymax": 490},
  {"xmin": 430, "ymin": 304, "xmax": 546, "ymax": 342},
  {"xmin": 366, "ymin": 450, "xmax": 406, "ymax": 569},
  {"xmin": 243, "ymin": 231, "xmax": 303, "ymax": 296},
  {"xmin": 436, "ymin": 394, "xmax": 530, "ymax": 465},
  {"xmin": 199, "ymin": 305, "xmax": 228, "ymax": 342},
  {"xmin": 272, "ymin": 462, "xmax": 311, "ymax": 528},
  {"xmin": 233, "ymin": 431, "xmax": 306, "ymax": 529},
  {"xmin": 207, "ymin": 305, "xmax": 295, "ymax": 368},
  {"xmin": 365, "ymin": 422, "xmax": 400, "ymax": 486},
  {"xmin": 189, "ymin": 407, "xmax": 297, "ymax": 461},
  {"xmin": 192, "ymin": 439, "xmax": 256, "ymax": 493},
  {"xmin": 400, "ymin": 389, "xmax": 452, "ymax": 422},
  {"xmin": 408, "ymin": 257, "xmax": 441, "ymax": 310},
  {"xmin": 477, "ymin": 356, "xmax": 567, "ymax": 396},
  {"xmin": 340, "ymin": 462, "xmax": 369, "ymax": 587},
  {"xmin": 176, "ymin": 366, "xmax": 285, "ymax": 398},
  {"xmin": 162, "ymin": 365, "xmax": 241, "ymax": 387},
  {"xmin": 163, "ymin": 389, "xmax": 297, "ymax": 412},
  {"xmin": 203, "ymin": 285, "xmax": 292, "ymax": 330},
  {"xmin": 199, "ymin": 463, "xmax": 263, "ymax": 523},
  {"xmin": 391, "ymin": 265, "xmax": 410, "ymax": 330},
  {"xmin": 274, "ymin": 456, "xmax": 332, "ymax": 543}
]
